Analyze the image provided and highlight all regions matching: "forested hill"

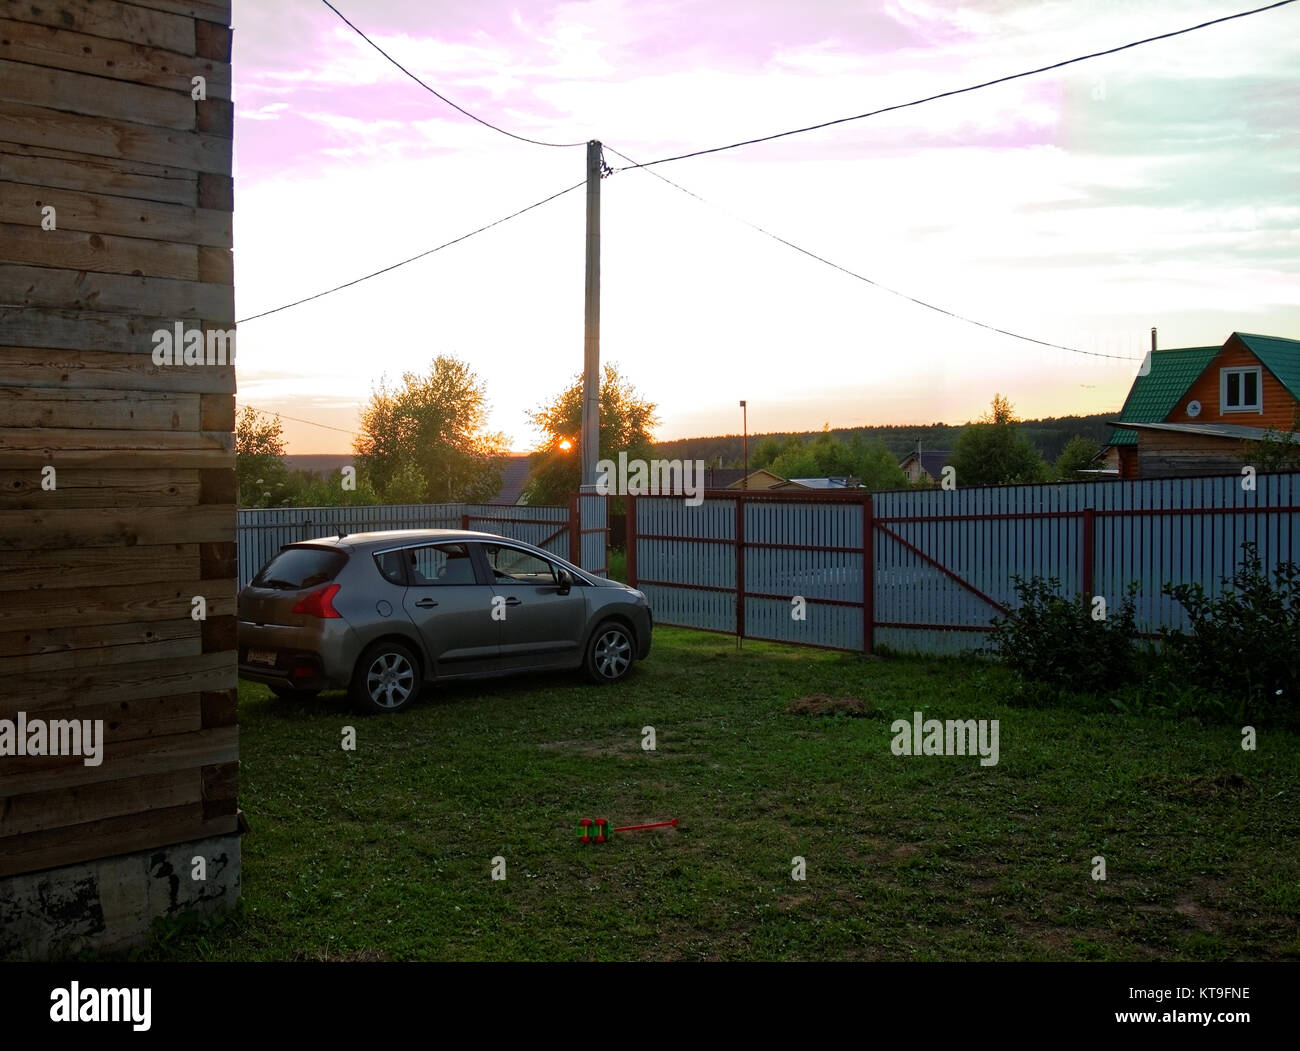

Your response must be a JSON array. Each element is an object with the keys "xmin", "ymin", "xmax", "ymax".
[{"xmin": 653, "ymin": 413, "xmax": 1116, "ymax": 467}]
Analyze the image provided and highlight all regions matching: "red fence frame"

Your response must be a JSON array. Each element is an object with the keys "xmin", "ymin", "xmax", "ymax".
[
  {"xmin": 628, "ymin": 488, "xmax": 876, "ymax": 653},
  {"xmin": 627, "ymin": 487, "xmax": 1300, "ymax": 653}
]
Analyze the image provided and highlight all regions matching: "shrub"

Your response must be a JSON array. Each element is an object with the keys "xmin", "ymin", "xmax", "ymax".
[
  {"xmin": 1161, "ymin": 542, "xmax": 1300, "ymax": 720},
  {"xmin": 988, "ymin": 576, "xmax": 1140, "ymax": 693}
]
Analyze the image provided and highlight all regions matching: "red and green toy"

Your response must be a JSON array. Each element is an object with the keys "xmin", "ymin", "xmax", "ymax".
[{"xmin": 575, "ymin": 817, "xmax": 678, "ymax": 844}]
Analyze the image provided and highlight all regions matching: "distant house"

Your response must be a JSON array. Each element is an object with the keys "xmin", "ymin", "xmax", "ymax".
[
  {"xmin": 702, "ymin": 466, "xmax": 749, "ymax": 489},
  {"xmin": 725, "ymin": 469, "xmax": 791, "ymax": 491},
  {"xmin": 899, "ymin": 449, "xmax": 951, "ymax": 485},
  {"xmin": 493, "ymin": 454, "xmax": 533, "ymax": 505},
  {"xmin": 1102, "ymin": 332, "xmax": 1300, "ymax": 478},
  {"xmin": 779, "ymin": 477, "xmax": 862, "ymax": 490}
]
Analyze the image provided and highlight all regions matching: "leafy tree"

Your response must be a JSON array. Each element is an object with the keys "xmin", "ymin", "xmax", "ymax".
[
  {"xmin": 1054, "ymin": 435, "xmax": 1101, "ymax": 480},
  {"xmin": 354, "ymin": 356, "xmax": 508, "ymax": 504},
  {"xmin": 235, "ymin": 406, "xmax": 293, "ymax": 507},
  {"xmin": 763, "ymin": 429, "xmax": 907, "ymax": 490},
  {"xmin": 950, "ymin": 394, "xmax": 1050, "ymax": 486},
  {"xmin": 1246, "ymin": 410, "xmax": 1300, "ymax": 473},
  {"xmin": 288, "ymin": 467, "xmax": 381, "ymax": 507},
  {"xmin": 522, "ymin": 362, "xmax": 659, "ymax": 506},
  {"xmin": 983, "ymin": 393, "xmax": 1016, "ymax": 426},
  {"xmin": 750, "ymin": 435, "xmax": 785, "ymax": 470}
]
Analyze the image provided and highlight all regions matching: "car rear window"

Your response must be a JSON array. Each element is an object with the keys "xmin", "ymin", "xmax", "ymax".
[{"xmin": 252, "ymin": 546, "xmax": 347, "ymax": 590}]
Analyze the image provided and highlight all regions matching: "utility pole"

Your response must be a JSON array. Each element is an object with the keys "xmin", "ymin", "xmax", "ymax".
[
  {"xmin": 740, "ymin": 400, "xmax": 748, "ymax": 489},
  {"xmin": 579, "ymin": 140, "xmax": 602, "ymax": 492}
]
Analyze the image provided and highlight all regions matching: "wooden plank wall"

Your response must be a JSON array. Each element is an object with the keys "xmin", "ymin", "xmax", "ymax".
[{"xmin": 0, "ymin": 0, "xmax": 237, "ymax": 878}]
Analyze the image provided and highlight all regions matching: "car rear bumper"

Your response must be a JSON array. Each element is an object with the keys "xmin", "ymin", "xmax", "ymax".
[{"xmin": 237, "ymin": 619, "xmax": 359, "ymax": 689}]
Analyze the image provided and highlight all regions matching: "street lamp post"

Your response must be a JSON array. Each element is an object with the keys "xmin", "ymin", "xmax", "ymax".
[{"xmin": 739, "ymin": 400, "xmax": 747, "ymax": 491}]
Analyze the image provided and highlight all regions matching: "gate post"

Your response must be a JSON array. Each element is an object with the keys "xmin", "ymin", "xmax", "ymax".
[
  {"xmin": 863, "ymin": 494, "xmax": 874, "ymax": 655},
  {"xmin": 1082, "ymin": 507, "xmax": 1095, "ymax": 601},
  {"xmin": 626, "ymin": 494, "xmax": 638, "ymax": 588},
  {"xmin": 569, "ymin": 492, "xmax": 581, "ymax": 566},
  {"xmin": 735, "ymin": 494, "xmax": 745, "ymax": 641}
]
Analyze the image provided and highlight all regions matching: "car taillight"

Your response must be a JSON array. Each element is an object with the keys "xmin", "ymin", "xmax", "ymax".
[{"xmin": 293, "ymin": 584, "xmax": 342, "ymax": 618}]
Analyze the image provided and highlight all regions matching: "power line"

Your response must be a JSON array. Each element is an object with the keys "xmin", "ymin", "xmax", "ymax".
[
  {"xmin": 236, "ymin": 179, "xmax": 584, "ymax": 323},
  {"xmin": 604, "ymin": 145, "xmax": 1136, "ymax": 362},
  {"xmin": 611, "ymin": 0, "xmax": 1297, "ymax": 172},
  {"xmin": 320, "ymin": 0, "xmax": 587, "ymax": 149},
  {"xmin": 244, "ymin": 405, "xmax": 359, "ymax": 436}
]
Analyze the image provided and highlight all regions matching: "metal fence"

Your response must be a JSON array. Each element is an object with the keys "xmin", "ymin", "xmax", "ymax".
[
  {"xmin": 627, "ymin": 472, "xmax": 1300, "ymax": 656},
  {"xmin": 237, "ymin": 500, "xmax": 606, "ymax": 588}
]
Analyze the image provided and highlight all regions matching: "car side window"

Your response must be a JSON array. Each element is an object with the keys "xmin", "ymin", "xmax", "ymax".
[
  {"xmin": 408, "ymin": 543, "xmax": 478, "ymax": 586},
  {"xmin": 374, "ymin": 550, "xmax": 406, "ymax": 585},
  {"xmin": 485, "ymin": 544, "xmax": 558, "ymax": 585}
]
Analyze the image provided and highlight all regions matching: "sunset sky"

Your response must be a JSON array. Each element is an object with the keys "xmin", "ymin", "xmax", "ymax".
[{"xmin": 230, "ymin": 0, "xmax": 1300, "ymax": 453}]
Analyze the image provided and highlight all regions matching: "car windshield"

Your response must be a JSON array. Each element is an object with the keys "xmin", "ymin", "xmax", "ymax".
[{"xmin": 252, "ymin": 546, "xmax": 347, "ymax": 590}]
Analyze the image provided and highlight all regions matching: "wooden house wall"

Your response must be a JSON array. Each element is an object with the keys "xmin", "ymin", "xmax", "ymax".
[
  {"xmin": 1135, "ymin": 429, "xmax": 1250, "ymax": 480},
  {"xmin": 1168, "ymin": 336, "xmax": 1299, "ymax": 430},
  {"xmin": 0, "ymin": 0, "xmax": 238, "ymax": 879}
]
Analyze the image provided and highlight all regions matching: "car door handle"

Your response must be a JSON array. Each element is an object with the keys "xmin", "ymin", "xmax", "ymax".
[
  {"xmin": 503, "ymin": 597, "xmax": 522, "ymax": 606},
  {"xmin": 414, "ymin": 598, "xmax": 439, "ymax": 608}
]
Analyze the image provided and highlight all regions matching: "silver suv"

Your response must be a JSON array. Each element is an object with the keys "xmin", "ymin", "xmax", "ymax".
[{"xmin": 238, "ymin": 529, "xmax": 652, "ymax": 713}]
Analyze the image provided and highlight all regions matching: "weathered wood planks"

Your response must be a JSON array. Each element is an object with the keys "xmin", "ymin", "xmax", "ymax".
[
  {"xmin": 0, "ymin": 0, "xmax": 239, "ymax": 886},
  {"xmin": 0, "ymin": 19, "xmax": 231, "ymax": 99}
]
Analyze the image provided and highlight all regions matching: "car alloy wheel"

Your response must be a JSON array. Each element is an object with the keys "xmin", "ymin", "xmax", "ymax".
[
  {"xmin": 589, "ymin": 624, "xmax": 633, "ymax": 682},
  {"xmin": 367, "ymin": 651, "xmax": 414, "ymax": 708},
  {"xmin": 351, "ymin": 641, "xmax": 422, "ymax": 713}
]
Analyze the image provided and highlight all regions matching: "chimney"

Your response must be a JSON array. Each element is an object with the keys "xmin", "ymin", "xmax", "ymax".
[{"xmin": 1151, "ymin": 327, "xmax": 1157, "ymax": 353}]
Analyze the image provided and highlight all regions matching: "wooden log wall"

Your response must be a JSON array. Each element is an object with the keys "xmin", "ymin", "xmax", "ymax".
[{"xmin": 0, "ymin": 0, "xmax": 238, "ymax": 879}]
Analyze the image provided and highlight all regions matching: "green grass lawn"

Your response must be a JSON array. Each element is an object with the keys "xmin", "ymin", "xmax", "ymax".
[{"xmin": 129, "ymin": 627, "xmax": 1299, "ymax": 961}]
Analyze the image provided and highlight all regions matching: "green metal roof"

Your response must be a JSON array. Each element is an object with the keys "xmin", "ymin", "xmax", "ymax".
[
  {"xmin": 1108, "ymin": 345, "xmax": 1219, "ymax": 446},
  {"xmin": 1233, "ymin": 332, "xmax": 1300, "ymax": 403}
]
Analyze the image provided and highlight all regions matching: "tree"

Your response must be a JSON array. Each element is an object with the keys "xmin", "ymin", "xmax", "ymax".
[
  {"xmin": 235, "ymin": 406, "xmax": 293, "ymax": 507},
  {"xmin": 288, "ymin": 467, "xmax": 381, "ymax": 507},
  {"xmin": 522, "ymin": 362, "xmax": 659, "ymax": 506},
  {"xmin": 353, "ymin": 356, "xmax": 508, "ymax": 504},
  {"xmin": 950, "ymin": 394, "xmax": 1050, "ymax": 486},
  {"xmin": 764, "ymin": 430, "xmax": 907, "ymax": 490},
  {"xmin": 982, "ymin": 393, "xmax": 1017, "ymax": 425},
  {"xmin": 1054, "ymin": 435, "xmax": 1102, "ymax": 480},
  {"xmin": 1246, "ymin": 410, "xmax": 1300, "ymax": 473}
]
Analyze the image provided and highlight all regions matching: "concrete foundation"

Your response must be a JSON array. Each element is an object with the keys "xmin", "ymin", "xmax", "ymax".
[{"xmin": 0, "ymin": 835, "xmax": 240, "ymax": 960}]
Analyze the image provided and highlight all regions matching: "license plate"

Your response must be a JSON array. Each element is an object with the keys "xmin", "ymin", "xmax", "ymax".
[{"xmin": 246, "ymin": 649, "xmax": 277, "ymax": 666}]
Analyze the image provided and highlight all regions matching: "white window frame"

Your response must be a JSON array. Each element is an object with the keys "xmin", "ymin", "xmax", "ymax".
[{"xmin": 1220, "ymin": 366, "xmax": 1262, "ymax": 414}]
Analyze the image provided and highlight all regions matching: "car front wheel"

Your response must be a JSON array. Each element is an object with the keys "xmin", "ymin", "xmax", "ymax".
[
  {"xmin": 350, "ymin": 641, "xmax": 422, "ymax": 714},
  {"xmin": 585, "ymin": 621, "xmax": 635, "ymax": 684}
]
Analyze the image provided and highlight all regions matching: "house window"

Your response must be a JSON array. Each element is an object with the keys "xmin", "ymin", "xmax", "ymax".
[{"xmin": 1221, "ymin": 367, "xmax": 1262, "ymax": 413}]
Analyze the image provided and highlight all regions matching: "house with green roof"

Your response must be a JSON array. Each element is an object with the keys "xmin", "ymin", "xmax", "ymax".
[{"xmin": 1100, "ymin": 332, "xmax": 1300, "ymax": 478}]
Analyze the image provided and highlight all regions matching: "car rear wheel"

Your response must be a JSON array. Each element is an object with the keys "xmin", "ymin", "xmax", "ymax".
[
  {"xmin": 585, "ymin": 621, "xmax": 635, "ymax": 684},
  {"xmin": 350, "ymin": 640, "xmax": 422, "ymax": 714}
]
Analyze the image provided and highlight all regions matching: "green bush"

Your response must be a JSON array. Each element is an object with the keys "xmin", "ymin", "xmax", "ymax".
[
  {"xmin": 988, "ymin": 576, "xmax": 1140, "ymax": 693},
  {"xmin": 1161, "ymin": 542, "xmax": 1300, "ymax": 720}
]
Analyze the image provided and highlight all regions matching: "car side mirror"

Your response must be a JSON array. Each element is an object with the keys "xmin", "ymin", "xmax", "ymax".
[{"xmin": 556, "ymin": 569, "xmax": 573, "ymax": 595}]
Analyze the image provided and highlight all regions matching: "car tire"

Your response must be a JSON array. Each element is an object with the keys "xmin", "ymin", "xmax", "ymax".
[
  {"xmin": 350, "ymin": 640, "xmax": 422, "ymax": 714},
  {"xmin": 269, "ymin": 684, "xmax": 320, "ymax": 700},
  {"xmin": 584, "ymin": 620, "xmax": 635, "ymax": 684}
]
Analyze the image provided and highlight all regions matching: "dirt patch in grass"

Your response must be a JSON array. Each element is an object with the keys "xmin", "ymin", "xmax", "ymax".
[
  {"xmin": 538, "ymin": 739, "xmax": 628, "ymax": 758},
  {"xmin": 1139, "ymin": 772, "xmax": 1255, "ymax": 802},
  {"xmin": 787, "ymin": 694, "xmax": 873, "ymax": 718},
  {"xmin": 1174, "ymin": 899, "xmax": 1233, "ymax": 931}
]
